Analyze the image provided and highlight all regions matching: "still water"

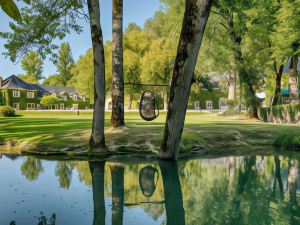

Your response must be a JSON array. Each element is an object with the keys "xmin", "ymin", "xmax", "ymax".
[{"xmin": 0, "ymin": 153, "xmax": 299, "ymax": 225}]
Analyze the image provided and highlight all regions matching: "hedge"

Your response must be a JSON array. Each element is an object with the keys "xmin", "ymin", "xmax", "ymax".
[
  {"xmin": 258, "ymin": 103, "xmax": 300, "ymax": 124},
  {"xmin": 0, "ymin": 106, "xmax": 16, "ymax": 117}
]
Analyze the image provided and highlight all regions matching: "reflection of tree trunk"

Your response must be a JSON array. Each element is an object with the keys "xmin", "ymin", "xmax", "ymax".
[
  {"xmin": 159, "ymin": 161, "xmax": 185, "ymax": 225},
  {"xmin": 89, "ymin": 161, "xmax": 106, "ymax": 225},
  {"xmin": 111, "ymin": 0, "xmax": 125, "ymax": 128},
  {"xmin": 87, "ymin": 0, "xmax": 106, "ymax": 148},
  {"xmin": 110, "ymin": 164, "xmax": 125, "ymax": 225},
  {"xmin": 228, "ymin": 157, "xmax": 236, "ymax": 199},
  {"xmin": 272, "ymin": 156, "xmax": 283, "ymax": 198},
  {"xmin": 272, "ymin": 62, "xmax": 284, "ymax": 106},
  {"xmin": 288, "ymin": 159, "xmax": 298, "ymax": 206},
  {"xmin": 159, "ymin": 0, "xmax": 213, "ymax": 159},
  {"xmin": 289, "ymin": 56, "xmax": 299, "ymax": 103},
  {"xmin": 287, "ymin": 159, "xmax": 299, "ymax": 224}
]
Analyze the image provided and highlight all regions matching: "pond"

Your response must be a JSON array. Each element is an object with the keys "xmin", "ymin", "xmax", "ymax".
[{"xmin": 0, "ymin": 152, "xmax": 299, "ymax": 225}]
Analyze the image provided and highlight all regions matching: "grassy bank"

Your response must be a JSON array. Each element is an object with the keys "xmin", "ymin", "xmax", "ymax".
[{"xmin": 0, "ymin": 111, "xmax": 299, "ymax": 156}]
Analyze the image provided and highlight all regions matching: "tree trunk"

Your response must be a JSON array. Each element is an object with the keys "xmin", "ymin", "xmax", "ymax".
[
  {"xmin": 159, "ymin": 161, "xmax": 185, "ymax": 225},
  {"xmin": 110, "ymin": 164, "xmax": 125, "ymax": 225},
  {"xmin": 272, "ymin": 156, "xmax": 283, "ymax": 198},
  {"xmin": 89, "ymin": 161, "xmax": 106, "ymax": 225},
  {"xmin": 111, "ymin": 0, "xmax": 125, "ymax": 128},
  {"xmin": 228, "ymin": 72, "xmax": 236, "ymax": 100},
  {"xmin": 289, "ymin": 56, "xmax": 299, "ymax": 103},
  {"xmin": 159, "ymin": 0, "xmax": 214, "ymax": 160},
  {"xmin": 272, "ymin": 62, "xmax": 284, "ymax": 106},
  {"xmin": 87, "ymin": 0, "xmax": 106, "ymax": 148},
  {"xmin": 163, "ymin": 92, "xmax": 168, "ymax": 111},
  {"xmin": 128, "ymin": 93, "xmax": 133, "ymax": 110}
]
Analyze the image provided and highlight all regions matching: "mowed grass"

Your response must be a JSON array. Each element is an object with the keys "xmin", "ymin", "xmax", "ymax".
[{"xmin": 0, "ymin": 111, "xmax": 299, "ymax": 154}]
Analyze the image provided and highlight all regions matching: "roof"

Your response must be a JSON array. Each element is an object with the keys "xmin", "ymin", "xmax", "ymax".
[{"xmin": 0, "ymin": 75, "xmax": 82, "ymax": 99}]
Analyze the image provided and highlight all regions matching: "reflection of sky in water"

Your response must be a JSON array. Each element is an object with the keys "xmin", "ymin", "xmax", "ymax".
[{"xmin": 0, "ymin": 154, "xmax": 299, "ymax": 225}]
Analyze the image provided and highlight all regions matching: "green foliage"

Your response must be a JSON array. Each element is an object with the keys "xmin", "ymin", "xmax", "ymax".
[
  {"xmin": 21, "ymin": 157, "xmax": 44, "ymax": 181},
  {"xmin": 0, "ymin": 0, "xmax": 30, "ymax": 21},
  {"xmin": 42, "ymin": 74, "xmax": 64, "ymax": 86},
  {"xmin": 40, "ymin": 96, "xmax": 60, "ymax": 106},
  {"xmin": 54, "ymin": 42, "xmax": 74, "ymax": 87},
  {"xmin": 0, "ymin": 106, "xmax": 15, "ymax": 117},
  {"xmin": 0, "ymin": 0, "xmax": 84, "ymax": 62},
  {"xmin": 273, "ymin": 133, "xmax": 300, "ymax": 150},
  {"xmin": 19, "ymin": 51, "xmax": 44, "ymax": 84}
]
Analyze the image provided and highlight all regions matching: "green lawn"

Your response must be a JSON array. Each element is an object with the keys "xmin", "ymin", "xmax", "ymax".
[{"xmin": 0, "ymin": 111, "xmax": 299, "ymax": 156}]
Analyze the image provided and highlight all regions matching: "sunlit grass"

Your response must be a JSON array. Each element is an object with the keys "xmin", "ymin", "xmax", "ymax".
[{"xmin": 0, "ymin": 111, "xmax": 300, "ymax": 153}]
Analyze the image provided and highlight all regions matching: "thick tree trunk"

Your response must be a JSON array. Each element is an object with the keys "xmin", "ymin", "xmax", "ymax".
[
  {"xmin": 288, "ymin": 56, "xmax": 299, "ymax": 103},
  {"xmin": 87, "ymin": 0, "xmax": 106, "ymax": 148},
  {"xmin": 110, "ymin": 164, "xmax": 125, "ymax": 225},
  {"xmin": 89, "ymin": 161, "xmax": 106, "ymax": 225},
  {"xmin": 111, "ymin": 0, "xmax": 125, "ymax": 128},
  {"xmin": 272, "ymin": 156, "xmax": 283, "ymax": 198},
  {"xmin": 159, "ymin": 0, "xmax": 214, "ymax": 160},
  {"xmin": 228, "ymin": 13, "xmax": 260, "ymax": 119},
  {"xmin": 228, "ymin": 72, "xmax": 236, "ymax": 100},
  {"xmin": 159, "ymin": 161, "xmax": 185, "ymax": 225},
  {"xmin": 272, "ymin": 62, "xmax": 283, "ymax": 106}
]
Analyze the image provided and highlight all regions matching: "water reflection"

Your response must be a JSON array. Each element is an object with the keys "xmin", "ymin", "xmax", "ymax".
[{"xmin": 0, "ymin": 153, "xmax": 299, "ymax": 225}]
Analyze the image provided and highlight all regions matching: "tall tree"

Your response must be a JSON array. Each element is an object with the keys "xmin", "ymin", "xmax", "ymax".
[
  {"xmin": 19, "ymin": 51, "xmax": 44, "ymax": 84},
  {"xmin": 272, "ymin": 0, "xmax": 300, "ymax": 103},
  {"xmin": 158, "ymin": 0, "xmax": 214, "ymax": 160},
  {"xmin": 87, "ymin": 0, "xmax": 106, "ymax": 148},
  {"xmin": 111, "ymin": 0, "xmax": 125, "ymax": 128},
  {"xmin": 0, "ymin": 0, "xmax": 107, "ymax": 149},
  {"xmin": 55, "ymin": 42, "xmax": 74, "ymax": 87}
]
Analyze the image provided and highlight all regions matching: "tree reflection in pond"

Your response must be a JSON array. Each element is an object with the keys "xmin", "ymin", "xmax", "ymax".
[
  {"xmin": 55, "ymin": 161, "xmax": 74, "ymax": 189},
  {"xmin": 21, "ymin": 157, "xmax": 44, "ymax": 181}
]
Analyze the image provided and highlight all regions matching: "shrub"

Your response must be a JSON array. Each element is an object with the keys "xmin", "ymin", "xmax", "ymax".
[
  {"xmin": 40, "ymin": 96, "xmax": 60, "ymax": 106},
  {"xmin": 0, "ymin": 106, "xmax": 16, "ymax": 117},
  {"xmin": 273, "ymin": 133, "xmax": 300, "ymax": 150}
]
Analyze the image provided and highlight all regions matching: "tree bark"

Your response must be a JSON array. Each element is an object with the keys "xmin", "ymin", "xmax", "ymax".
[
  {"xmin": 272, "ymin": 62, "xmax": 284, "ymax": 106},
  {"xmin": 159, "ymin": 0, "xmax": 214, "ymax": 160},
  {"xmin": 159, "ymin": 161, "xmax": 185, "ymax": 225},
  {"xmin": 87, "ymin": 0, "xmax": 106, "ymax": 148},
  {"xmin": 89, "ymin": 161, "xmax": 106, "ymax": 225},
  {"xmin": 289, "ymin": 56, "xmax": 299, "ymax": 103},
  {"xmin": 228, "ymin": 13, "xmax": 260, "ymax": 119},
  {"xmin": 128, "ymin": 93, "xmax": 133, "ymax": 110},
  {"xmin": 228, "ymin": 72, "xmax": 236, "ymax": 100},
  {"xmin": 110, "ymin": 164, "xmax": 125, "ymax": 225},
  {"xmin": 111, "ymin": 0, "xmax": 125, "ymax": 128}
]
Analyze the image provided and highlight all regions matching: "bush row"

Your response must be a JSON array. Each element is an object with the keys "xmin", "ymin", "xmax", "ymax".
[{"xmin": 258, "ymin": 103, "xmax": 300, "ymax": 124}]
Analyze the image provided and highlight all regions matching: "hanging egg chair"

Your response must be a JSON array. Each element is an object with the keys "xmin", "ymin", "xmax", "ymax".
[
  {"xmin": 139, "ymin": 90, "xmax": 159, "ymax": 121},
  {"xmin": 139, "ymin": 166, "xmax": 159, "ymax": 198}
]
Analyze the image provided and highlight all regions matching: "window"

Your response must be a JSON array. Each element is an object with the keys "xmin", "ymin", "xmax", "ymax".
[
  {"xmin": 60, "ymin": 103, "xmax": 64, "ymax": 110},
  {"xmin": 194, "ymin": 101, "xmax": 200, "ymax": 110},
  {"xmin": 37, "ymin": 104, "xmax": 41, "ymax": 110},
  {"xmin": 73, "ymin": 94, "xmax": 78, "ymax": 101},
  {"xmin": 12, "ymin": 103, "xmax": 19, "ymax": 110},
  {"xmin": 55, "ymin": 104, "xmax": 59, "ymax": 110},
  {"xmin": 219, "ymin": 98, "xmax": 226, "ymax": 109},
  {"xmin": 27, "ymin": 91, "xmax": 34, "ymax": 98},
  {"xmin": 27, "ymin": 103, "xmax": 35, "ymax": 110},
  {"xmin": 206, "ymin": 101, "xmax": 213, "ymax": 110},
  {"xmin": 13, "ymin": 90, "xmax": 20, "ymax": 97},
  {"xmin": 220, "ymin": 86, "xmax": 226, "ymax": 92},
  {"xmin": 72, "ymin": 104, "xmax": 78, "ymax": 110},
  {"xmin": 64, "ymin": 96, "xmax": 67, "ymax": 101}
]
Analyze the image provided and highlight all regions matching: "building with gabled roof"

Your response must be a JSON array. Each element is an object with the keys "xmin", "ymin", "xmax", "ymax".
[{"xmin": 0, "ymin": 75, "xmax": 90, "ymax": 110}]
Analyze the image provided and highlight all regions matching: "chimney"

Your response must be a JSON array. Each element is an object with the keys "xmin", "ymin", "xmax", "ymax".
[{"xmin": 0, "ymin": 76, "xmax": 2, "ymax": 87}]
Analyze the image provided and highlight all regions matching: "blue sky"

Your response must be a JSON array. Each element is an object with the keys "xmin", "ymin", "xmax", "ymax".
[{"xmin": 0, "ymin": 0, "xmax": 161, "ymax": 79}]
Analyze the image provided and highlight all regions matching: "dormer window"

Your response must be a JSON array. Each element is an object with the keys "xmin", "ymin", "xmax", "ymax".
[
  {"xmin": 27, "ymin": 91, "xmax": 34, "ymax": 98},
  {"xmin": 64, "ymin": 96, "xmax": 67, "ymax": 101},
  {"xmin": 73, "ymin": 94, "xmax": 78, "ymax": 101},
  {"xmin": 13, "ymin": 90, "xmax": 20, "ymax": 97}
]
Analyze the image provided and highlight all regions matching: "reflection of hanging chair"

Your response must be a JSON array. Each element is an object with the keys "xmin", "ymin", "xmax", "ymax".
[
  {"xmin": 139, "ymin": 90, "xmax": 159, "ymax": 121},
  {"xmin": 139, "ymin": 166, "xmax": 159, "ymax": 198}
]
